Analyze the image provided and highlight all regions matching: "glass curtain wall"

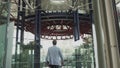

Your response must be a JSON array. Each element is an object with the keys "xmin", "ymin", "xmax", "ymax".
[{"xmin": 0, "ymin": 0, "xmax": 10, "ymax": 67}]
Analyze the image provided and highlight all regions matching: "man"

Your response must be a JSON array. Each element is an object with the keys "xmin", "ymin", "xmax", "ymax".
[{"xmin": 46, "ymin": 40, "xmax": 64, "ymax": 68}]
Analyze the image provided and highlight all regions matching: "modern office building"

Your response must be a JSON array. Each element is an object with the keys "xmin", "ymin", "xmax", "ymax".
[{"xmin": 0, "ymin": 0, "xmax": 120, "ymax": 68}]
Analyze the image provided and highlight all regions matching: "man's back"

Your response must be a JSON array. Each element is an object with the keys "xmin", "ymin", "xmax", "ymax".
[{"xmin": 46, "ymin": 46, "xmax": 63, "ymax": 66}]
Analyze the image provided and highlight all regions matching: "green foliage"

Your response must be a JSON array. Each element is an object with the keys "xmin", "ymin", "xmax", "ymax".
[
  {"xmin": 0, "ymin": 2, "xmax": 8, "ymax": 25},
  {"xmin": 72, "ymin": 41, "xmax": 94, "ymax": 68},
  {"xmin": 21, "ymin": 41, "xmax": 35, "ymax": 50}
]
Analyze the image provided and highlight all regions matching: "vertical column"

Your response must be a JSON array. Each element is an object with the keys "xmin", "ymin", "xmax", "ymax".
[
  {"xmin": 89, "ymin": 0, "xmax": 93, "ymax": 21},
  {"xmin": 19, "ymin": 1, "xmax": 26, "ymax": 68},
  {"xmin": 15, "ymin": 0, "xmax": 26, "ymax": 68},
  {"xmin": 88, "ymin": 0, "xmax": 96, "ymax": 68},
  {"xmin": 104, "ymin": 0, "xmax": 120, "ymax": 68},
  {"xmin": 111, "ymin": 0, "xmax": 120, "ymax": 54},
  {"xmin": 73, "ymin": 10, "xmax": 80, "ymax": 41},
  {"xmin": 34, "ymin": 0, "xmax": 41, "ymax": 68},
  {"xmin": 72, "ymin": 0, "xmax": 80, "ymax": 41},
  {"xmin": 99, "ymin": 0, "xmax": 114, "ymax": 67},
  {"xmin": 93, "ymin": 0, "xmax": 120, "ymax": 68},
  {"xmin": 20, "ymin": 0, "xmax": 25, "ymax": 48},
  {"xmin": 14, "ymin": 0, "xmax": 21, "ymax": 68},
  {"xmin": 92, "ymin": 0, "xmax": 107, "ymax": 68}
]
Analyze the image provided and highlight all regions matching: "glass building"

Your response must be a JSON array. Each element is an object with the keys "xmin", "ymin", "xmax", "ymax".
[{"xmin": 0, "ymin": 0, "xmax": 120, "ymax": 68}]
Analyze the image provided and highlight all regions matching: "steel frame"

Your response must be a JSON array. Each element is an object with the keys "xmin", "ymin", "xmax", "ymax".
[
  {"xmin": 24, "ymin": 11, "xmax": 91, "ymax": 40},
  {"xmin": 34, "ymin": 0, "xmax": 41, "ymax": 68},
  {"xmin": 14, "ymin": 0, "xmax": 93, "ymax": 68},
  {"xmin": 15, "ymin": 0, "xmax": 26, "ymax": 68}
]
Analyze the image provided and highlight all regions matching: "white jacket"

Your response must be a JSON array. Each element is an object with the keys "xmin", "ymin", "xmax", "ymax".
[{"xmin": 46, "ymin": 45, "xmax": 63, "ymax": 66}]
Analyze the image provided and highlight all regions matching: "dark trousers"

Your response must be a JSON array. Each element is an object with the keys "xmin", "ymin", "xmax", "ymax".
[{"xmin": 49, "ymin": 65, "xmax": 59, "ymax": 68}]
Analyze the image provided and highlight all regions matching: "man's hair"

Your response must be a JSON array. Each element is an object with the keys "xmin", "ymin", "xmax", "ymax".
[{"xmin": 52, "ymin": 40, "xmax": 57, "ymax": 45}]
